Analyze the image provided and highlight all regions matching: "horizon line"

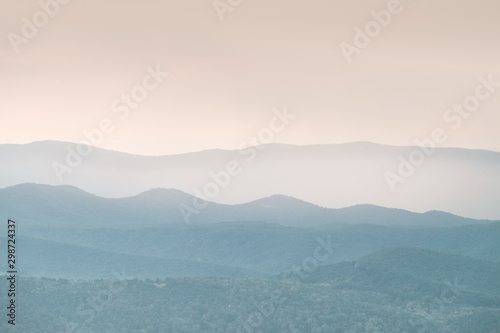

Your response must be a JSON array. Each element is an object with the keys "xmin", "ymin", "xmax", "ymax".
[{"xmin": 2, "ymin": 139, "xmax": 500, "ymax": 157}]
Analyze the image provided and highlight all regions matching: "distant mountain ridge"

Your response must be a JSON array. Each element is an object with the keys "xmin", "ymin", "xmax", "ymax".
[
  {"xmin": 1, "ymin": 140, "xmax": 499, "ymax": 219},
  {"xmin": 0, "ymin": 183, "xmax": 495, "ymax": 229}
]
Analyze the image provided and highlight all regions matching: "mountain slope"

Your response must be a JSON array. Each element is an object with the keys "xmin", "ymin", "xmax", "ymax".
[
  {"xmin": 0, "ymin": 236, "xmax": 258, "ymax": 279},
  {"xmin": 2, "ymin": 247, "xmax": 500, "ymax": 333},
  {"xmin": 299, "ymin": 247, "xmax": 500, "ymax": 305},
  {"xmin": 1, "ymin": 141, "xmax": 499, "ymax": 219},
  {"xmin": 23, "ymin": 221, "xmax": 500, "ymax": 275}
]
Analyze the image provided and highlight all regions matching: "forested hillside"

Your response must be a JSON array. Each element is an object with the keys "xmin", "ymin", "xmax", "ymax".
[{"xmin": 1, "ymin": 248, "xmax": 499, "ymax": 333}]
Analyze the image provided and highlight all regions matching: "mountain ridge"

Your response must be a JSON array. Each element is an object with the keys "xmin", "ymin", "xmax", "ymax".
[
  {"xmin": 2, "ymin": 140, "xmax": 500, "ymax": 219},
  {"xmin": 11, "ymin": 139, "xmax": 500, "ymax": 155},
  {"xmin": 0, "ymin": 183, "xmax": 495, "ymax": 229}
]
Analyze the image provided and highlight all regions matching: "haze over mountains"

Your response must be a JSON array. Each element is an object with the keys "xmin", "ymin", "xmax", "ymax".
[
  {"xmin": 1, "ymin": 146, "xmax": 499, "ymax": 332},
  {"xmin": 1, "ymin": 183, "xmax": 499, "ymax": 282},
  {"xmin": 13, "ymin": 218, "xmax": 500, "ymax": 280},
  {"xmin": 1, "ymin": 140, "xmax": 500, "ymax": 219},
  {"xmin": 3, "ymin": 0, "xmax": 498, "ymax": 330},
  {"xmin": 0, "ymin": 183, "xmax": 494, "ymax": 229}
]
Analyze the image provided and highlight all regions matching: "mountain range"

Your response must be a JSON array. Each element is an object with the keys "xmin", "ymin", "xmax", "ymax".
[
  {"xmin": 1, "ymin": 141, "xmax": 499, "ymax": 219},
  {"xmin": 0, "ymin": 183, "xmax": 495, "ymax": 229},
  {"xmin": 1, "ymin": 183, "xmax": 499, "ymax": 280}
]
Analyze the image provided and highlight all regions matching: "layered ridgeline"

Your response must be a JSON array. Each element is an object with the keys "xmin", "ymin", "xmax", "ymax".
[
  {"xmin": 1, "ymin": 141, "xmax": 500, "ymax": 219},
  {"xmin": 3, "ymin": 220, "xmax": 499, "ymax": 280},
  {"xmin": 1, "ymin": 247, "xmax": 499, "ymax": 333},
  {"xmin": 0, "ymin": 183, "xmax": 498, "ymax": 331},
  {"xmin": 0, "ymin": 184, "xmax": 499, "ymax": 280},
  {"xmin": 8, "ymin": 221, "xmax": 500, "ymax": 280},
  {"xmin": 0, "ymin": 183, "xmax": 494, "ymax": 228}
]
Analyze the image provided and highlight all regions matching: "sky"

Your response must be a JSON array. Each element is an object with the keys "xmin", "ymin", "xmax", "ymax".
[{"xmin": 1, "ymin": 0, "xmax": 499, "ymax": 156}]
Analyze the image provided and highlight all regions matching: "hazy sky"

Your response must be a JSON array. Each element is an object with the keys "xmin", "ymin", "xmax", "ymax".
[{"xmin": 1, "ymin": 0, "xmax": 499, "ymax": 155}]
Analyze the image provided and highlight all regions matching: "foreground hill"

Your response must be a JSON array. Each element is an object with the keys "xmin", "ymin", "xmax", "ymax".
[
  {"xmin": 300, "ymin": 247, "xmax": 500, "ymax": 303},
  {"xmin": 1, "ymin": 141, "xmax": 499, "ymax": 219},
  {"xmin": 1, "ymin": 247, "xmax": 499, "ymax": 333}
]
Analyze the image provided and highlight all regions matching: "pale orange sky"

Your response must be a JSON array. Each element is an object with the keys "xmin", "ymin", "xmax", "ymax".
[{"xmin": 1, "ymin": 0, "xmax": 499, "ymax": 155}]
